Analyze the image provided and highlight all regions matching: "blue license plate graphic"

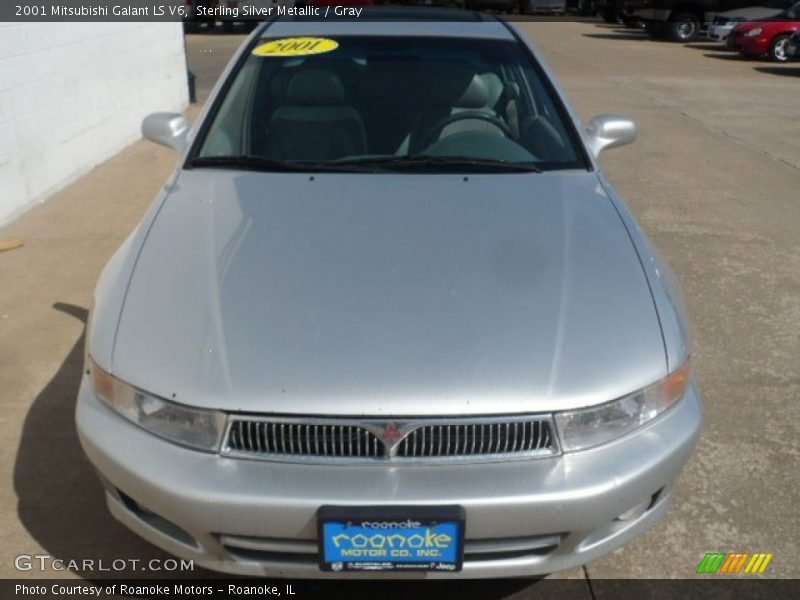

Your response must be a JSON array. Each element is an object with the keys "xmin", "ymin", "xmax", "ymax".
[{"xmin": 321, "ymin": 519, "xmax": 462, "ymax": 571}]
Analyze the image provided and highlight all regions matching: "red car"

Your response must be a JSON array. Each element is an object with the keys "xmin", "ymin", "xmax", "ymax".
[{"xmin": 729, "ymin": 2, "xmax": 800, "ymax": 61}]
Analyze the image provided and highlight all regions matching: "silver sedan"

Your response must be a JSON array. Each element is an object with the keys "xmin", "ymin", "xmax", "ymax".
[{"xmin": 76, "ymin": 9, "xmax": 702, "ymax": 578}]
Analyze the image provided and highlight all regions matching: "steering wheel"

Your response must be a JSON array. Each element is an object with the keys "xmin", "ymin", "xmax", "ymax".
[{"xmin": 418, "ymin": 111, "xmax": 515, "ymax": 152}]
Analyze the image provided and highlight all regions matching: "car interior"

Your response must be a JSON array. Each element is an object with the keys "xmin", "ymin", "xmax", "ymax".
[{"xmin": 199, "ymin": 38, "xmax": 579, "ymax": 167}]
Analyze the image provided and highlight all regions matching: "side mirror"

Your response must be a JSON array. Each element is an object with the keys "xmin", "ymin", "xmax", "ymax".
[
  {"xmin": 585, "ymin": 114, "xmax": 637, "ymax": 158},
  {"xmin": 142, "ymin": 112, "xmax": 189, "ymax": 152}
]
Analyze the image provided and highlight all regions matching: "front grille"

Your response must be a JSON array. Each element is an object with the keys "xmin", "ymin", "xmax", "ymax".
[
  {"xmin": 217, "ymin": 532, "xmax": 563, "ymax": 566},
  {"xmin": 395, "ymin": 420, "xmax": 553, "ymax": 458},
  {"xmin": 226, "ymin": 420, "xmax": 385, "ymax": 458},
  {"xmin": 223, "ymin": 415, "xmax": 558, "ymax": 463}
]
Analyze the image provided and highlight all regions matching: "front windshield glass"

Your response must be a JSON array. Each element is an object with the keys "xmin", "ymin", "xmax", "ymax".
[
  {"xmin": 195, "ymin": 35, "xmax": 586, "ymax": 171},
  {"xmin": 784, "ymin": 2, "xmax": 800, "ymax": 17}
]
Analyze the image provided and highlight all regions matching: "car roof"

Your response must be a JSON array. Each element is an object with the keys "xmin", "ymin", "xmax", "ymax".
[{"xmin": 260, "ymin": 8, "xmax": 517, "ymax": 41}]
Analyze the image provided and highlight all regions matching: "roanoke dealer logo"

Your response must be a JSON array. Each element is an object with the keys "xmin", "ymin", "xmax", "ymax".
[{"xmin": 696, "ymin": 552, "xmax": 773, "ymax": 574}]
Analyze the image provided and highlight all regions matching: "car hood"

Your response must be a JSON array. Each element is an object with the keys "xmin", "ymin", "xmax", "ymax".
[{"xmin": 112, "ymin": 170, "xmax": 666, "ymax": 416}]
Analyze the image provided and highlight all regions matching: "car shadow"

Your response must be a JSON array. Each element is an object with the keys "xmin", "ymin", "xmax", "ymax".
[
  {"xmin": 683, "ymin": 42, "xmax": 724, "ymax": 50},
  {"xmin": 583, "ymin": 32, "xmax": 653, "ymax": 41},
  {"xmin": 703, "ymin": 52, "xmax": 748, "ymax": 61},
  {"xmin": 12, "ymin": 302, "xmax": 217, "ymax": 579},
  {"xmin": 11, "ymin": 303, "xmax": 557, "ymax": 596},
  {"xmin": 753, "ymin": 65, "xmax": 800, "ymax": 76}
]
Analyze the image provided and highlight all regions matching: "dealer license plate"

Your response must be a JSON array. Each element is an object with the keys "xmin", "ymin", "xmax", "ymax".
[{"xmin": 318, "ymin": 505, "xmax": 464, "ymax": 572}]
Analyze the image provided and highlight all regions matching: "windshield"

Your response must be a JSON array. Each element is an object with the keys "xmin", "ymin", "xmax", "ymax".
[
  {"xmin": 193, "ymin": 35, "xmax": 586, "ymax": 172},
  {"xmin": 785, "ymin": 1, "xmax": 800, "ymax": 17}
]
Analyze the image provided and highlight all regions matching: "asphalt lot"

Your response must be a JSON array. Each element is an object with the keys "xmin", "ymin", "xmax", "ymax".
[{"xmin": 1, "ymin": 20, "xmax": 798, "ymax": 593}]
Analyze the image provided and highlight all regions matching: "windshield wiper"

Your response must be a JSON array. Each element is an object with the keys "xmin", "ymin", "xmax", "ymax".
[
  {"xmin": 188, "ymin": 156, "xmax": 378, "ymax": 173},
  {"xmin": 188, "ymin": 155, "xmax": 542, "ymax": 174},
  {"xmin": 331, "ymin": 155, "xmax": 543, "ymax": 173}
]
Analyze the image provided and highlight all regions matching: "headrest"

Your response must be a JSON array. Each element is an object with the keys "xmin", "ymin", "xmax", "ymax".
[
  {"xmin": 432, "ymin": 67, "xmax": 489, "ymax": 109},
  {"xmin": 287, "ymin": 69, "xmax": 345, "ymax": 106},
  {"xmin": 481, "ymin": 72, "xmax": 504, "ymax": 110}
]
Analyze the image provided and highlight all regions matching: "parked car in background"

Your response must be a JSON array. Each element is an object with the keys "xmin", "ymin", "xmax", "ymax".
[
  {"xmin": 728, "ymin": 1, "xmax": 800, "ymax": 60},
  {"xmin": 624, "ymin": 0, "xmax": 765, "ymax": 42},
  {"xmin": 523, "ymin": 0, "xmax": 567, "ymax": 14},
  {"xmin": 707, "ymin": 0, "xmax": 794, "ymax": 43}
]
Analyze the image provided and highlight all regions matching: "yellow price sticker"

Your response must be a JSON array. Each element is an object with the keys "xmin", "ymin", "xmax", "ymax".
[{"xmin": 252, "ymin": 37, "xmax": 339, "ymax": 58}]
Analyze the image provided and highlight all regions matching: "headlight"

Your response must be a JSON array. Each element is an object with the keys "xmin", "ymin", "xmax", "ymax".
[
  {"xmin": 89, "ymin": 357, "xmax": 226, "ymax": 452},
  {"xmin": 745, "ymin": 28, "xmax": 763, "ymax": 37},
  {"xmin": 555, "ymin": 359, "xmax": 691, "ymax": 452}
]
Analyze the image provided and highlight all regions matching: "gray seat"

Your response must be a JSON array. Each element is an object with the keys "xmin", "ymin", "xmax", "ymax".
[
  {"xmin": 264, "ymin": 69, "xmax": 367, "ymax": 161},
  {"xmin": 407, "ymin": 67, "xmax": 506, "ymax": 154}
]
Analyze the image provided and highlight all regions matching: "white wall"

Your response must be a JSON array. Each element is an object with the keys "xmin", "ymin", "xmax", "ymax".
[{"xmin": 0, "ymin": 23, "xmax": 189, "ymax": 226}]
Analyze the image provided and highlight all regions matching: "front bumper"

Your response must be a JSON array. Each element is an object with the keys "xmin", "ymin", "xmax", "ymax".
[
  {"xmin": 76, "ymin": 374, "xmax": 702, "ymax": 578},
  {"xmin": 738, "ymin": 35, "xmax": 769, "ymax": 56},
  {"xmin": 708, "ymin": 23, "xmax": 735, "ymax": 42}
]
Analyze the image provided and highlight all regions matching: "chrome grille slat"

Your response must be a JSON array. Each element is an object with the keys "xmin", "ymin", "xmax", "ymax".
[
  {"xmin": 231, "ymin": 421, "xmax": 239, "ymax": 450},
  {"xmin": 394, "ymin": 418, "xmax": 555, "ymax": 459},
  {"xmin": 254, "ymin": 422, "xmax": 262, "ymax": 453},
  {"xmin": 245, "ymin": 421, "xmax": 253, "ymax": 452},
  {"xmin": 225, "ymin": 416, "xmax": 557, "ymax": 462}
]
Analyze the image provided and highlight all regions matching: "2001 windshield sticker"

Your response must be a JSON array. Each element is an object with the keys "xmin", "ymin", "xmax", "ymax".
[{"xmin": 252, "ymin": 37, "xmax": 339, "ymax": 58}]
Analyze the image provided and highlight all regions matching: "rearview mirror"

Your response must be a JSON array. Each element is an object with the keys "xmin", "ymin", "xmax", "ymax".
[
  {"xmin": 585, "ymin": 114, "xmax": 637, "ymax": 158},
  {"xmin": 142, "ymin": 112, "xmax": 189, "ymax": 152}
]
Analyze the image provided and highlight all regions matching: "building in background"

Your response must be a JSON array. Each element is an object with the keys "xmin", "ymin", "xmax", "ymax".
[{"xmin": 0, "ymin": 23, "xmax": 189, "ymax": 226}]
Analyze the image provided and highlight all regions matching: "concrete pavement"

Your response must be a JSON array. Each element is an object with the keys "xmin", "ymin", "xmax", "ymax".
[
  {"xmin": 525, "ymin": 23, "xmax": 800, "ymax": 580},
  {"xmin": 1, "ymin": 22, "xmax": 798, "ymax": 591}
]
